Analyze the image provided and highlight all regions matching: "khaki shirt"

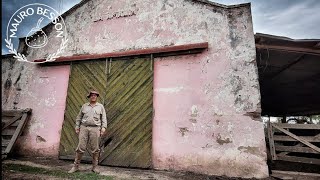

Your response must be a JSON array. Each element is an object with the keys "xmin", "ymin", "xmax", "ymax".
[{"xmin": 75, "ymin": 102, "xmax": 107, "ymax": 129}]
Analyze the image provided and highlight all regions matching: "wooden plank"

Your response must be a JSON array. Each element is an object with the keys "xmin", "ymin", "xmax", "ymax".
[
  {"xmin": 10, "ymin": 121, "xmax": 20, "ymax": 127},
  {"xmin": 34, "ymin": 42, "xmax": 209, "ymax": 63},
  {"xmin": 275, "ymin": 145, "xmax": 319, "ymax": 154},
  {"xmin": 4, "ymin": 109, "xmax": 31, "ymax": 155},
  {"xmin": 2, "ymin": 139, "xmax": 10, "ymax": 147},
  {"xmin": 272, "ymin": 170, "xmax": 320, "ymax": 180},
  {"xmin": 277, "ymin": 155, "xmax": 320, "ymax": 165},
  {"xmin": 272, "ymin": 124, "xmax": 320, "ymax": 153},
  {"xmin": 268, "ymin": 121, "xmax": 277, "ymax": 160},
  {"xmin": 2, "ymin": 110, "xmax": 24, "ymax": 116},
  {"xmin": 277, "ymin": 143, "xmax": 304, "ymax": 156},
  {"xmin": 2, "ymin": 129, "xmax": 16, "ymax": 136},
  {"xmin": 274, "ymin": 135, "xmax": 320, "ymax": 142},
  {"xmin": 255, "ymin": 44, "xmax": 320, "ymax": 56},
  {"xmin": 276, "ymin": 123, "xmax": 320, "ymax": 130},
  {"xmin": 2, "ymin": 155, "xmax": 7, "ymax": 160},
  {"xmin": 2, "ymin": 114, "xmax": 23, "ymax": 130},
  {"xmin": 1, "ymin": 116, "xmax": 13, "ymax": 123}
]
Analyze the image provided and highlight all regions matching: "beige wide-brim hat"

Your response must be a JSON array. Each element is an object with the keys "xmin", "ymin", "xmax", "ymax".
[{"xmin": 87, "ymin": 90, "xmax": 100, "ymax": 98}]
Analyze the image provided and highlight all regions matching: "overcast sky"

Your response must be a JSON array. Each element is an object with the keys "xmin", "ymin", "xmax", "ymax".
[{"xmin": 2, "ymin": 0, "xmax": 320, "ymax": 54}]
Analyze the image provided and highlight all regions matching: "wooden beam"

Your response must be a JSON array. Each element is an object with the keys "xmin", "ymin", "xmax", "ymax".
[
  {"xmin": 33, "ymin": 42, "xmax": 209, "ymax": 63},
  {"xmin": 274, "ymin": 135, "xmax": 320, "ymax": 142},
  {"xmin": 272, "ymin": 170, "xmax": 320, "ymax": 179},
  {"xmin": 275, "ymin": 123, "xmax": 320, "ymax": 130},
  {"xmin": 275, "ymin": 145, "xmax": 319, "ymax": 154},
  {"xmin": 256, "ymin": 44, "xmax": 320, "ymax": 56},
  {"xmin": 272, "ymin": 124, "xmax": 320, "ymax": 153},
  {"xmin": 2, "ymin": 110, "xmax": 25, "ymax": 117},
  {"xmin": 277, "ymin": 155, "xmax": 320, "ymax": 165},
  {"xmin": 2, "ymin": 139, "xmax": 10, "ymax": 147},
  {"xmin": 2, "ymin": 129, "xmax": 16, "ymax": 136},
  {"xmin": 2, "ymin": 114, "xmax": 22, "ymax": 130}
]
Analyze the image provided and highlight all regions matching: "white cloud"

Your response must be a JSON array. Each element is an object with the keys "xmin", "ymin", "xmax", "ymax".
[{"xmin": 213, "ymin": 0, "xmax": 320, "ymax": 39}]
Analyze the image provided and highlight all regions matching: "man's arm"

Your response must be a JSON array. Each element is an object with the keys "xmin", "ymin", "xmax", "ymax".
[
  {"xmin": 75, "ymin": 105, "xmax": 84, "ymax": 129},
  {"xmin": 101, "ymin": 105, "xmax": 107, "ymax": 131}
]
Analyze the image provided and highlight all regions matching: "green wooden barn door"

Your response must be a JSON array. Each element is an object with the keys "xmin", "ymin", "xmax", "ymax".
[
  {"xmin": 59, "ymin": 57, "xmax": 153, "ymax": 168},
  {"xmin": 100, "ymin": 57, "xmax": 153, "ymax": 168},
  {"xmin": 59, "ymin": 60, "xmax": 107, "ymax": 161}
]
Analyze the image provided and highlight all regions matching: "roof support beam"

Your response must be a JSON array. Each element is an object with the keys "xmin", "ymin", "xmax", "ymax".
[{"xmin": 256, "ymin": 44, "xmax": 320, "ymax": 56}]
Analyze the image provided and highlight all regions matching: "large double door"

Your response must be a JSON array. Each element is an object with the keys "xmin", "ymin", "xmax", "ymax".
[{"xmin": 59, "ymin": 57, "xmax": 153, "ymax": 168}]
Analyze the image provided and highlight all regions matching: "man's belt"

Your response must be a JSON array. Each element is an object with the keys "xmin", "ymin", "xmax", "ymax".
[{"xmin": 82, "ymin": 124, "xmax": 99, "ymax": 127}]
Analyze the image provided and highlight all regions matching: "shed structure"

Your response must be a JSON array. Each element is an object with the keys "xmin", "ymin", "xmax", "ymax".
[{"xmin": 1, "ymin": 0, "xmax": 268, "ymax": 178}]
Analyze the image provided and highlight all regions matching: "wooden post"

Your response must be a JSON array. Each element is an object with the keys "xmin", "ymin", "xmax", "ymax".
[
  {"xmin": 281, "ymin": 115, "xmax": 286, "ymax": 123},
  {"xmin": 267, "ymin": 120, "xmax": 277, "ymax": 160}
]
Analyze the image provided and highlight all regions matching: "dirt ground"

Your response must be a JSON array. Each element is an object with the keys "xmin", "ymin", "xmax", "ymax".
[{"xmin": 2, "ymin": 156, "xmax": 272, "ymax": 180}]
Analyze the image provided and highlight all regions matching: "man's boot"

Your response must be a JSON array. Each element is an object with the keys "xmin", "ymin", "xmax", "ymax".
[
  {"xmin": 68, "ymin": 152, "xmax": 83, "ymax": 173},
  {"xmin": 92, "ymin": 152, "xmax": 100, "ymax": 173}
]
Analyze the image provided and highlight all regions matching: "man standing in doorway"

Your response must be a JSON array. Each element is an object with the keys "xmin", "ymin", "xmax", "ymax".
[{"xmin": 68, "ymin": 90, "xmax": 107, "ymax": 173}]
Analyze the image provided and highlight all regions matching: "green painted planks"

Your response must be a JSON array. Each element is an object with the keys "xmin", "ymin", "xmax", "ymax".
[
  {"xmin": 59, "ymin": 58, "xmax": 153, "ymax": 168},
  {"xmin": 100, "ymin": 58, "xmax": 153, "ymax": 168},
  {"xmin": 59, "ymin": 60, "xmax": 107, "ymax": 158}
]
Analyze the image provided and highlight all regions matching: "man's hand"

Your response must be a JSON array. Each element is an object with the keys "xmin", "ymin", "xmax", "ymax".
[
  {"xmin": 75, "ymin": 127, "xmax": 80, "ymax": 134},
  {"xmin": 100, "ymin": 127, "xmax": 106, "ymax": 136}
]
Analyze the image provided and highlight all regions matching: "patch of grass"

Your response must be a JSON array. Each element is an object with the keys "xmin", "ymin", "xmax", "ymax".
[{"xmin": 3, "ymin": 163, "xmax": 114, "ymax": 180}]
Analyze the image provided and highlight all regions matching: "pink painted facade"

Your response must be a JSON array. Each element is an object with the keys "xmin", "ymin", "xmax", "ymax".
[
  {"xmin": 2, "ymin": 0, "xmax": 268, "ymax": 178},
  {"xmin": 2, "ymin": 61, "xmax": 70, "ymax": 156}
]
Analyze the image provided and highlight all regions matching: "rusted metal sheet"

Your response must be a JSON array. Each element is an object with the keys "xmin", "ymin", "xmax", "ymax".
[
  {"xmin": 59, "ymin": 58, "xmax": 153, "ymax": 168},
  {"xmin": 2, "ymin": 108, "xmax": 32, "ymax": 159}
]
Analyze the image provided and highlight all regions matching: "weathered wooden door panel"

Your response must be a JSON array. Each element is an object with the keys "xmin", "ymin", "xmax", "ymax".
[
  {"xmin": 59, "ymin": 60, "xmax": 107, "ymax": 160},
  {"xmin": 59, "ymin": 58, "xmax": 153, "ymax": 168},
  {"xmin": 100, "ymin": 58, "xmax": 153, "ymax": 168}
]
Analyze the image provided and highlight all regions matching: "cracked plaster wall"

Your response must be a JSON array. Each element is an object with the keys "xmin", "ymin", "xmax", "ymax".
[
  {"xmin": 3, "ymin": 0, "xmax": 268, "ymax": 178},
  {"xmin": 2, "ymin": 55, "xmax": 70, "ymax": 157}
]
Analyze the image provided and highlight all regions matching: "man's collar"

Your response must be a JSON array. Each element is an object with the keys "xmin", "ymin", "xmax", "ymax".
[{"xmin": 86, "ymin": 102, "xmax": 98, "ymax": 106}]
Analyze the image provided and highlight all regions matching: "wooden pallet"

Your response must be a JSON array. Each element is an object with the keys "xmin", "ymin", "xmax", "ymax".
[{"xmin": 2, "ymin": 108, "xmax": 32, "ymax": 159}]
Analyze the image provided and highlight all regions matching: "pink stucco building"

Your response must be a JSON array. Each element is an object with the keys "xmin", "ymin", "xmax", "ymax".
[{"xmin": 2, "ymin": 0, "xmax": 268, "ymax": 178}]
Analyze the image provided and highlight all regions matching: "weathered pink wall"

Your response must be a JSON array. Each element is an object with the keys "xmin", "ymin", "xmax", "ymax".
[
  {"xmin": 2, "ymin": 0, "xmax": 268, "ymax": 178},
  {"xmin": 2, "ymin": 60, "xmax": 70, "ymax": 157},
  {"xmin": 153, "ymin": 53, "xmax": 267, "ymax": 178}
]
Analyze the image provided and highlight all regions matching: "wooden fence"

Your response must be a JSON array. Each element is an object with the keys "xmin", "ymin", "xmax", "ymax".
[{"xmin": 267, "ymin": 121, "xmax": 320, "ymax": 165}]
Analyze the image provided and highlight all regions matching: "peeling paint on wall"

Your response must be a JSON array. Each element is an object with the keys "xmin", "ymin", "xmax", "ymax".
[
  {"xmin": 216, "ymin": 133, "xmax": 232, "ymax": 145},
  {"xmin": 2, "ymin": 55, "xmax": 70, "ymax": 157},
  {"xmin": 155, "ymin": 86, "xmax": 184, "ymax": 93},
  {"xmin": 178, "ymin": 127, "xmax": 189, "ymax": 136},
  {"xmin": 2, "ymin": 0, "xmax": 268, "ymax": 178}
]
